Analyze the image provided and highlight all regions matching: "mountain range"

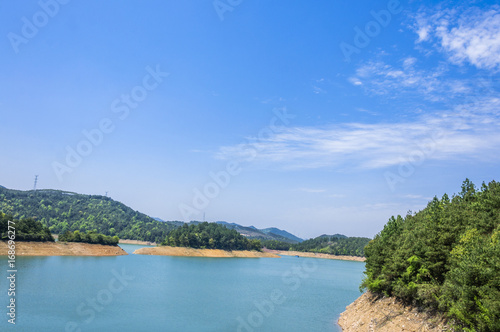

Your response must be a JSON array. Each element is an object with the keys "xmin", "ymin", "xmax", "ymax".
[{"xmin": 0, "ymin": 186, "xmax": 305, "ymax": 243}]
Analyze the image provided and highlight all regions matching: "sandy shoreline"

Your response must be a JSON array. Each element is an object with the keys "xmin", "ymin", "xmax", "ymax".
[
  {"xmin": 263, "ymin": 249, "xmax": 366, "ymax": 262},
  {"xmin": 0, "ymin": 241, "xmax": 128, "ymax": 256},
  {"xmin": 338, "ymin": 291, "xmax": 450, "ymax": 331},
  {"xmin": 119, "ymin": 239, "xmax": 157, "ymax": 246},
  {"xmin": 134, "ymin": 245, "xmax": 280, "ymax": 258}
]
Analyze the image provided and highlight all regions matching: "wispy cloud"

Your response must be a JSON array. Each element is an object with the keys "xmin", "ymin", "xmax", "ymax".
[
  {"xmin": 215, "ymin": 97, "xmax": 500, "ymax": 170},
  {"xmin": 412, "ymin": 5, "xmax": 500, "ymax": 70},
  {"xmin": 348, "ymin": 57, "xmax": 473, "ymax": 101}
]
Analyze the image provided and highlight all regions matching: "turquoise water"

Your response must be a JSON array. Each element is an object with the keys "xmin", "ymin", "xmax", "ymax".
[{"xmin": 1, "ymin": 244, "xmax": 364, "ymax": 331}]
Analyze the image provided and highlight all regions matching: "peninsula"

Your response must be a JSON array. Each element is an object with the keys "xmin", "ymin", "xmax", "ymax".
[{"xmin": 134, "ymin": 246, "xmax": 278, "ymax": 258}]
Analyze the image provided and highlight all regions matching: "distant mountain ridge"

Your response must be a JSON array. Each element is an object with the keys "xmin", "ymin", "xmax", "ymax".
[
  {"xmin": 261, "ymin": 227, "xmax": 304, "ymax": 243},
  {"xmin": 1, "ymin": 186, "xmax": 323, "ymax": 245},
  {"xmin": 215, "ymin": 221, "xmax": 303, "ymax": 243}
]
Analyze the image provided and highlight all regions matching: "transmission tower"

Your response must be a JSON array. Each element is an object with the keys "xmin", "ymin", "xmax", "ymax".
[{"xmin": 33, "ymin": 175, "xmax": 38, "ymax": 191}]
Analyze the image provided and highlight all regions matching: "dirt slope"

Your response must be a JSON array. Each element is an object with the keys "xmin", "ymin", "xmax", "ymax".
[
  {"xmin": 0, "ymin": 241, "xmax": 127, "ymax": 256},
  {"xmin": 134, "ymin": 245, "xmax": 279, "ymax": 258},
  {"xmin": 264, "ymin": 249, "xmax": 366, "ymax": 262},
  {"xmin": 338, "ymin": 292, "xmax": 451, "ymax": 331}
]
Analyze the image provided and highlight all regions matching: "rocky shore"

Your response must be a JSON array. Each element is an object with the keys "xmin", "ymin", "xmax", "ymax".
[
  {"xmin": 338, "ymin": 292, "xmax": 450, "ymax": 331},
  {"xmin": 1, "ymin": 241, "xmax": 128, "ymax": 256}
]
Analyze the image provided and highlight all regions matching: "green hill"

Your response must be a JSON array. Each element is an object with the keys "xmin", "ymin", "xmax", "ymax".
[
  {"xmin": 0, "ymin": 187, "xmax": 181, "ymax": 243},
  {"xmin": 215, "ymin": 221, "xmax": 302, "ymax": 243},
  {"xmin": 261, "ymin": 234, "xmax": 370, "ymax": 256},
  {"xmin": 290, "ymin": 234, "xmax": 370, "ymax": 256},
  {"xmin": 162, "ymin": 222, "xmax": 262, "ymax": 251},
  {"xmin": 362, "ymin": 179, "xmax": 500, "ymax": 331}
]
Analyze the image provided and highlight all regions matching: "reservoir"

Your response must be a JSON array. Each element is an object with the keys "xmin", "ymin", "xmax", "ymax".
[{"xmin": 1, "ymin": 244, "xmax": 364, "ymax": 331}]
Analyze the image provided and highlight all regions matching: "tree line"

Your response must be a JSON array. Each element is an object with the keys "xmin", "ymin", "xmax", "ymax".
[
  {"xmin": 362, "ymin": 179, "xmax": 500, "ymax": 331},
  {"xmin": 1, "ymin": 212, "xmax": 54, "ymax": 242},
  {"xmin": 262, "ymin": 235, "xmax": 370, "ymax": 257},
  {"xmin": 162, "ymin": 222, "xmax": 262, "ymax": 251},
  {"xmin": 59, "ymin": 230, "xmax": 119, "ymax": 246}
]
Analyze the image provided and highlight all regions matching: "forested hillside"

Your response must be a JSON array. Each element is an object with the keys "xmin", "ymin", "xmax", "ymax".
[
  {"xmin": 362, "ymin": 179, "xmax": 500, "ymax": 331},
  {"xmin": 0, "ymin": 187, "xmax": 180, "ymax": 243},
  {"xmin": 291, "ymin": 235, "xmax": 370, "ymax": 256},
  {"xmin": 215, "ymin": 222, "xmax": 302, "ymax": 243},
  {"xmin": 162, "ymin": 222, "xmax": 262, "ymax": 251},
  {"xmin": 262, "ymin": 234, "xmax": 370, "ymax": 257}
]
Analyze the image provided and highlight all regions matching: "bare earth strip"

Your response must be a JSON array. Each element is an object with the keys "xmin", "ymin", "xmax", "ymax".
[
  {"xmin": 134, "ymin": 246, "xmax": 280, "ymax": 258},
  {"xmin": 263, "ymin": 249, "xmax": 366, "ymax": 262},
  {"xmin": 338, "ymin": 292, "xmax": 451, "ymax": 332},
  {"xmin": 119, "ymin": 239, "xmax": 157, "ymax": 246},
  {"xmin": 0, "ymin": 241, "xmax": 128, "ymax": 256}
]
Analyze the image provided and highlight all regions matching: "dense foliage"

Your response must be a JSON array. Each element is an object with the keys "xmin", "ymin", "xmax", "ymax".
[
  {"xmin": 0, "ymin": 212, "xmax": 54, "ymax": 241},
  {"xmin": 261, "ymin": 235, "xmax": 370, "ymax": 257},
  {"xmin": 162, "ymin": 222, "xmax": 262, "ymax": 251},
  {"xmin": 291, "ymin": 235, "xmax": 370, "ymax": 257},
  {"xmin": 0, "ymin": 187, "xmax": 181, "ymax": 243},
  {"xmin": 59, "ymin": 230, "xmax": 119, "ymax": 246},
  {"xmin": 362, "ymin": 179, "xmax": 500, "ymax": 331}
]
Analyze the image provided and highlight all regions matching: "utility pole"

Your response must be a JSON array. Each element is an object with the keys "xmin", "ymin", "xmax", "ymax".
[{"xmin": 33, "ymin": 175, "xmax": 38, "ymax": 192}]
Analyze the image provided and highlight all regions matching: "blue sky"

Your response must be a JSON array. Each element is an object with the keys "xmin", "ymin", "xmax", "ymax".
[{"xmin": 1, "ymin": 0, "xmax": 499, "ymax": 239}]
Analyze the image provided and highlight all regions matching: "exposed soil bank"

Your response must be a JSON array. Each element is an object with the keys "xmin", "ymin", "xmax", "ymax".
[
  {"xmin": 263, "ymin": 249, "xmax": 366, "ymax": 262},
  {"xmin": 119, "ymin": 239, "xmax": 157, "ymax": 246},
  {"xmin": 134, "ymin": 246, "xmax": 280, "ymax": 258},
  {"xmin": 0, "ymin": 241, "xmax": 128, "ymax": 256},
  {"xmin": 338, "ymin": 291, "xmax": 451, "ymax": 331}
]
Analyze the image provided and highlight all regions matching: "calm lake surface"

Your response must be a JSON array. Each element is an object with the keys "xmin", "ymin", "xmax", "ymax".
[{"xmin": 1, "ymin": 244, "xmax": 364, "ymax": 331}]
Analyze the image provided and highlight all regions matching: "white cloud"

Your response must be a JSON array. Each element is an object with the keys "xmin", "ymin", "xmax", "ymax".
[
  {"xmin": 215, "ymin": 97, "xmax": 500, "ymax": 170},
  {"xmin": 348, "ymin": 59, "xmax": 471, "ymax": 101},
  {"xmin": 312, "ymin": 86, "xmax": 326, "ymax": 94},
  {"xmin": 412, "ymin": 5, "xmax": 500, "ymax": 70}
]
